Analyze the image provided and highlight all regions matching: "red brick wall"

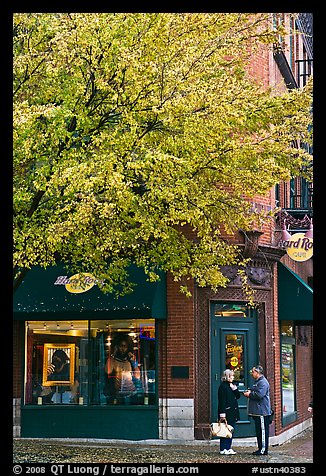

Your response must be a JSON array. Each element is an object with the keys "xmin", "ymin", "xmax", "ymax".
[
  {"xmin": 295, "ymin": 327, "xmax": 313, "ymax": 420},
  {"xmin": 272, "ymin": 262, "xmax": 282, "ymax": 435},
  {"xmin": 162, "ymin": 273, "xmax": 195, "ymax": 398},
  {"xmin": 247, "ymin": 40, "xmax": 270, "ymax": 88}
]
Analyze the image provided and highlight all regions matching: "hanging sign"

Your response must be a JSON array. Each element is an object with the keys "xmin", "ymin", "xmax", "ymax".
[{"xmin": 281, "ymin": 233, "xmax": 313, "ymax": 262}]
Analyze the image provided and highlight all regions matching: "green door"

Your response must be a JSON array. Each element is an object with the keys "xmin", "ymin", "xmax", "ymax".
[{"xmin": 210, "ymin": 302, "xmax": 257, "ymax": 437}]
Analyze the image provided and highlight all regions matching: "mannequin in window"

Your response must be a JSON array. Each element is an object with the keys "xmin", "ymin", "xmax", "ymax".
[{"xmin": 105, "ymin": 334, "xmax": 141, "ymax": 404}]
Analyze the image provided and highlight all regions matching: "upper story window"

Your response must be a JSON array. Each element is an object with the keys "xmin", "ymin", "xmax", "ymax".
[
  {"xmin": 272, "ymin": 13, "xmax": 285, "ymax": 48},
  {"xmin": 275, "ymin": 178, "xmax": 313, "ymax": 218},
  {"xmin": 272, "ymin": 13, "xmax": 313, "ymax": 90}
]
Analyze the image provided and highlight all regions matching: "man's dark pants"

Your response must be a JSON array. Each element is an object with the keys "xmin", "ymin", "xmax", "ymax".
[{"xmin": 252, "ymin": 415, "xmax": 270, "ymax": 454}]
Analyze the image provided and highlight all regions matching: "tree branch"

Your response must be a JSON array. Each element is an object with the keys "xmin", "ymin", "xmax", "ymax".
[{"xmin": 13, "ymin": 267, "xmax": 29, "ymax": 293}]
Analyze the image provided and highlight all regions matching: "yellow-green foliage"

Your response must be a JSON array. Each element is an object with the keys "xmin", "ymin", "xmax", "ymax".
[{"xmin": 13, "ymin": 13, "xmax": 313, "ymax": 296}]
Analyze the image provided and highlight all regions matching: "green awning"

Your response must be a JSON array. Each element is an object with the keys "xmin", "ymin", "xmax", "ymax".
[
  {"xmin": 278, "ymin": 262, "xmax": 313, "ymax": 322},
  {"xmin": 13, "ymin": 265, "xmax": 167, "ymax": 320}
]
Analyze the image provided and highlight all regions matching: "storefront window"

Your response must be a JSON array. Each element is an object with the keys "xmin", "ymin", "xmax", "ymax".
[
  {"xmin": 91, "ymin": 320, "xmax": 156, "ymax": 405},
  {"xmin": 25, "ymin": 320, "xmax": 88, "ymax": 405},
  {"xmin": 25, "ymin": 319, "xmax": 156, "ymax": 406},
  {"xmin": 281, "ymin": 321, "xmax": 296, "ymax": 420}
]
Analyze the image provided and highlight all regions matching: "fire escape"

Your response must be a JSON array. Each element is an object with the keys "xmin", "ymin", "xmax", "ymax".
[{"xmin": 274, "ymin": 13, "xmax": 313, "ymax": 233}]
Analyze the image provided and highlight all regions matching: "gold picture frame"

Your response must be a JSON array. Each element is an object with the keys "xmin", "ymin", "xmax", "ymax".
[{"xmin": 42, "ymin": 343, "xmax": 75, "ymax": 386}]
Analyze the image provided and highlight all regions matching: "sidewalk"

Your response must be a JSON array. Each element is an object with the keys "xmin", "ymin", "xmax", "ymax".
[{"xmin": 13, "ymin": 427, "xmax": 312, "ymax": 464}]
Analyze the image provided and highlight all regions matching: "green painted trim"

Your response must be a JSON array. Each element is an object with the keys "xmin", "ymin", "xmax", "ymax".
[
  {"xmin": 21, "ymin": 406, "xmax": 159, "ymax": 439},
  {"xmin": 14, "ymin": 264, "xmax": 167, "ymax": 319},
  {"xmin": 278, "ymin": 263, "xmax": 313, "ymax": 321},
  {"xmin": 282, "ymin": 411, "xmax": 298, "ymax": 427}
]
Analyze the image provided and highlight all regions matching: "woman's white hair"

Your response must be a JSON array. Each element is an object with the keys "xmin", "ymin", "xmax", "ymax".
[{"xmin": 221, "ymin": 369, "xmax": 234, "ymax": 381}]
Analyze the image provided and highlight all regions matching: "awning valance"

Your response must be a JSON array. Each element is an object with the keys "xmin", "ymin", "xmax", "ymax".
[
  {"xmin": 13, "ymin": 265, "xmax": 167, "ymax": 320},
  {"xmin": 277, "ymin": 262, "xmax": 313, "ymax": 322}
]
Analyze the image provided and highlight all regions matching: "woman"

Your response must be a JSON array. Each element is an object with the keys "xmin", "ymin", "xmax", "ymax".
[
  {"xmin": 218, "ymin": 369, "xmax": 241, "ymax": 455},
  {"xmin": 47, "ymin": 349, "xmax": 70, "ymax": 381},
  {"xmin": 105, "ymin": 334, "xmax": 141, "ymax": 404},
  {"xmin": 47, "ymin": 349, "xmax": 72, "ymax": 404}
]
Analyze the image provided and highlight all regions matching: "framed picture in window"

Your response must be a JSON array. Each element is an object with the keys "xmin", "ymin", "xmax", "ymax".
[{"xmin": 42, "ymin": 343, "xmax": 75, "ymax": 386}]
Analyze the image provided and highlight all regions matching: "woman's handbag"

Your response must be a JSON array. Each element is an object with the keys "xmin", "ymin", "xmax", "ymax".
[{"xmin": 211, "ymin": 419, "xmax": 234, "ymax": 438}]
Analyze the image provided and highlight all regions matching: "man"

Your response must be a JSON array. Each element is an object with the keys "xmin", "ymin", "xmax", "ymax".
[{"xmin": 244, "ymin": 365, "xmax": 272, "ymax": 456}]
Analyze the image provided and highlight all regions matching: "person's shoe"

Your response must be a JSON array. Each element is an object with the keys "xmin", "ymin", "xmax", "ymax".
[
  {"xmin": 219, "ymin": 449, "xmax": 228, "ymax": 454},
  {"xmin": 252, "ymin": 450, "xmax": 268, "ymax": 455},
  {"xmin": 226, "ymin": 449, "xmax": 237, "ymax": 455}
]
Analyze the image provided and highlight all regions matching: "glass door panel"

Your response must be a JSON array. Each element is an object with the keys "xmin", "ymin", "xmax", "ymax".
[{"xmin": 225, "ymin": 333, "xmax": 245, "ymax": 383}]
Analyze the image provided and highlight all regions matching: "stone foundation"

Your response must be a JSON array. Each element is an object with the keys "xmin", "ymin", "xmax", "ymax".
[
  {"xmin": 159, "ymin": 398, "xmax": 194, "ymax": 440},
  {"xmin": 13, "ymin": 398, "xmax": 21, "ymax": 437}
]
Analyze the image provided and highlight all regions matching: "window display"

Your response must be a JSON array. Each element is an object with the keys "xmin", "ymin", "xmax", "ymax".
[
  {"xmin": 91, "ymin": 320, "xmax": 156, "ymax": 405},
  {"xmin": 281, "ymin": 322, "xmax": 296, "ymax": 417},
  {"xmin": 42, "ymin": 344, "xmax": 75, "ymax": 386},
  {"xmin": 25, "ymin": 319, "xmax": 156, "ymax": 406}
]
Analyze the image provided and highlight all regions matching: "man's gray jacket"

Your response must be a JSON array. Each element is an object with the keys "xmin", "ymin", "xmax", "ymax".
[{"xmin": 247, "ymin": 375, "xmax": 272, "ymax": 416}]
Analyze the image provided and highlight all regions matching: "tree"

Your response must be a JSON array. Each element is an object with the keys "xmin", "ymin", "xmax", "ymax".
[{"xmin": 13, "ymin": 13, "xmax": 313, "ymax": 296}]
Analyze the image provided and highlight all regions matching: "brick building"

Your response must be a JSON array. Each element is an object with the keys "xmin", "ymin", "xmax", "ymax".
[{"xmin": 13, "ymin": 13, "xmax": 313, "ymax": 443}]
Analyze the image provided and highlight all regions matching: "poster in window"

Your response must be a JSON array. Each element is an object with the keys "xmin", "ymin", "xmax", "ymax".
[{"xmin": 42, "ymin": 343, "xmax": 75, "ymax": 386}]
